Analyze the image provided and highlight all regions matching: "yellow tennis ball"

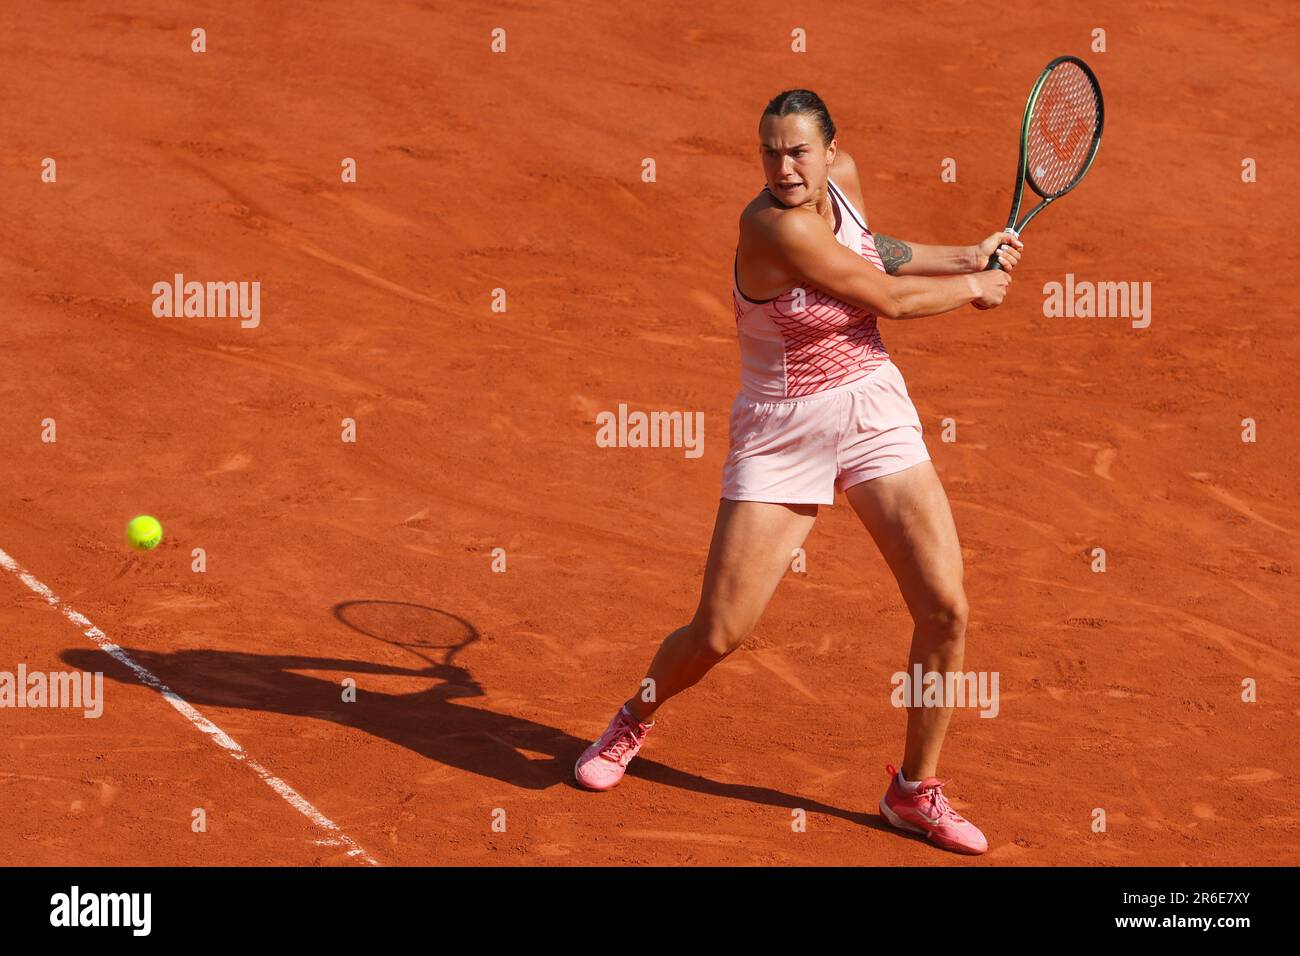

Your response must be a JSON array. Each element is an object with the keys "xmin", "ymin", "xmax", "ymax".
[{"xmin": 126, "ymin": 515, "xmax": 163, "ymax": 551}]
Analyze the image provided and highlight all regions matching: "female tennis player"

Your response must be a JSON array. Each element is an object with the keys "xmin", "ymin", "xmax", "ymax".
[{"xmin": 575, "ymin": 90, "xmax": 1022, "ymax": 855}]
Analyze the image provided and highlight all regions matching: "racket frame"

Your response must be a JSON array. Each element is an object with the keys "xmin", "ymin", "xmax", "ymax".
[{"xmin": 987, "ymin": 54, "xmax": 1104, "ymax": 271}]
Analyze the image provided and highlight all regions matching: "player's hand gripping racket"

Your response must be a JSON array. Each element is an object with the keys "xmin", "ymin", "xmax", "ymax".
[{"xmin": 987, "ymin": 55, "xmax": 1104, "ymax": 271}]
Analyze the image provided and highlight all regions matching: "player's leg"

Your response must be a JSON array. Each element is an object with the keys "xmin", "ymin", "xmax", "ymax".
[
  {"xmin": 575, "ymin": 497, "xmax": 816, "ymax": 790},
  {"xmin": 844, "ymin": 461, "xmax": 987, "ymax": 854},
  {"xmin": 844, "ymin": 461, "xmax": 966, "ymax": 778},
  {"xmin": 625, "ymin": 497, "xmax": 818, "ymax": 723}
]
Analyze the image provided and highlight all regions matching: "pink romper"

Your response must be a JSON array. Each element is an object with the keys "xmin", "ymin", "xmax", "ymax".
[{"xmin": 722, "ymin": 178, "xmax": 930, "ymax": 505}]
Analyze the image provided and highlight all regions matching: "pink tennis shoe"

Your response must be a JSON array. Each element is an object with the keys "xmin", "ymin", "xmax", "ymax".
[
  {"xmin": 574, "ymin": 706, "xmax": 653, "ymax": 791},
  {"xmin": 878, "ymin": 764, "xmax": 988, "ymax": 855}
]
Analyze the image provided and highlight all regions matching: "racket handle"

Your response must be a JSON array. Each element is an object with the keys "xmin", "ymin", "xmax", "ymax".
[{"xmin": 986, "ymin": 225, "xmax": 1021, "ymax": 271}]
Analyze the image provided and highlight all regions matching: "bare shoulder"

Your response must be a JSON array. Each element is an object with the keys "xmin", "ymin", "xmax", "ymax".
[
  {"xmin": 831, "ymin": 149, "xmax": 859, "ymax": 177},
  {"xmin": 830, "ymin": 150, "xmax": 868, "ymax": 211},
  {"xmin": 739, "ymin": 189, "xmax": 781, "ymax": 229},
  {"xmin": 740, "ymin": 193, "xmax": 822, "ymax": 246}
]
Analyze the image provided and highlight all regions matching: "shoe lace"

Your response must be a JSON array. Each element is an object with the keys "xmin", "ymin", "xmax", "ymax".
[
  {"xmin": 599, "ymin": 721, "xmax": 645, "ymax": 765},
  {"xmin": 919, "ymin": 780, "xmax": 967, "ymax": 824}
]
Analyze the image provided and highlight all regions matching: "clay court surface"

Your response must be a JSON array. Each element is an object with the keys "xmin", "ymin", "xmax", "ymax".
[{"xmin": 1, "ymin": 1, "xmax": 1297, "ymax": 866}]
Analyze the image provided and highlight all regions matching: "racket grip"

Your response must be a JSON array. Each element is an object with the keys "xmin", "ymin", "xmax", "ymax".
[{"xmin": 985, "ymin": 254, "xmax": 1004, "ymax": 271}]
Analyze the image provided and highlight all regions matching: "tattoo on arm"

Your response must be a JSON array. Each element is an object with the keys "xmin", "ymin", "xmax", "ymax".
[{"xmin": 873, "ymin": 234, "xmax": 913, "ymax": 275}]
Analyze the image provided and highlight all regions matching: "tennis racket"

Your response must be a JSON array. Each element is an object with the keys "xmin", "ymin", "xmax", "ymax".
[{"xmin": 987, "ymin": 55, "xmax": 1104, "ymax": 271}]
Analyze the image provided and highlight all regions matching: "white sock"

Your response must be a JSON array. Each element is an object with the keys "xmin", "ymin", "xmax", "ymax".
[
  {"xmin": 621, "ymin": 704, "xmax": 653, "ymax": 728},
  {"xmin": 897, "ymin": 770, "xmax": 922, "ymax": 794}
]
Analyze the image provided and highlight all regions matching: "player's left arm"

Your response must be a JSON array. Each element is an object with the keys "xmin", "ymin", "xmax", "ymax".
[
  {"xmin": 829, "ymin": 151, "xmax": 1024, "ymax": 276},
  {"xmin": 874, "ymin": 232, "xmax": 1024, "ymax": 276}
]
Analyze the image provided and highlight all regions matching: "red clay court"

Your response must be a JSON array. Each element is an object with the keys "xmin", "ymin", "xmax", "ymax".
[{"xmin": 1, "ymin": 1, "xmax": 1297, "ymax": 866}]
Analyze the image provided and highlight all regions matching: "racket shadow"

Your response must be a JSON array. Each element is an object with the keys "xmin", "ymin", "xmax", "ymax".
[{"xmin": 58, "ymin": 599, "xmax": 879, "ymax": 830}]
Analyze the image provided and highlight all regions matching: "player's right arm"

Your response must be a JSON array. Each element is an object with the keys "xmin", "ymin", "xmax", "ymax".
[{"xmin": 761, "ymin": 209, "xmax": 1010, "ymax": 318}]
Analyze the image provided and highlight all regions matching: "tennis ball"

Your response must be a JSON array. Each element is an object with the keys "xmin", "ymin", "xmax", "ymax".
[{"xmin": 126, "ymin": 515, "xmax": 163, "ymax": 551}]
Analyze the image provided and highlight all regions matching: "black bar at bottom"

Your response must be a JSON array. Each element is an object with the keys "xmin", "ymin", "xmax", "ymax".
[{"xmin": 1, "ymin": 866, "xmax": 1289, "ymax": 942}]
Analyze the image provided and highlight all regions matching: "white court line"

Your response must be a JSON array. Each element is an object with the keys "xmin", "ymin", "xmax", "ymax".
[{"xmin": 0, "ymin": 546, "xmax": 378, "ymax": 866}]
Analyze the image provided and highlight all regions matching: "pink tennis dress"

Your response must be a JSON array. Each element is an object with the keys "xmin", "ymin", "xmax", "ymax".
[{"xmin": 722, "ymin": 178, "xmax": 930, "ymax": 505}]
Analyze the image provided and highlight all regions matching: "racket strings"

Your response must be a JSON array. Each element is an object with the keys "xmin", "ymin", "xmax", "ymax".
[{"xmin": 1026, "ymin": 63, "xmax": 1099, "ymax": 196}]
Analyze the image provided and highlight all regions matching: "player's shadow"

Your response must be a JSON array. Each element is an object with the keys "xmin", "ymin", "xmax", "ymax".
[{"xmin": 60, "ymin": 599, "xmax": 884, "ymax": 831}]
